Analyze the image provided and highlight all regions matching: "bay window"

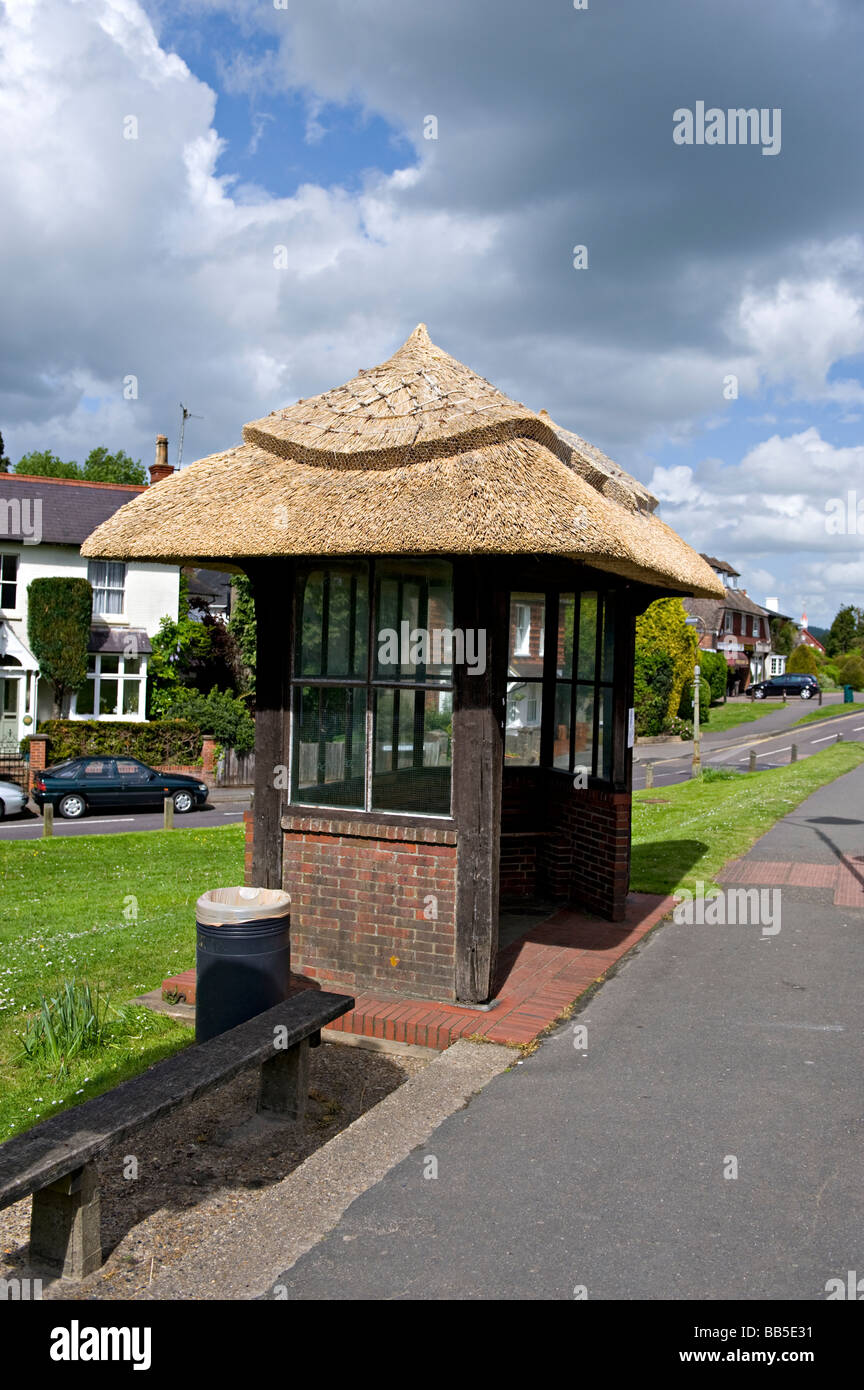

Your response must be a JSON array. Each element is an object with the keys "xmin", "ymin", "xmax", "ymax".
[{"xmin": 74, "ymin": 653, "xmax": 145, "ymax": 719}]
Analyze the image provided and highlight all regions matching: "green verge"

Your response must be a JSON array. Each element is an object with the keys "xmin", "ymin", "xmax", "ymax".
[
  {"xmin": 631, "ymin": 742, "xmax": 864, "ymax": 897},
  {"xmin": 793, "ymin": 701, "xmax": 864, "ymax": 727},
  {"xmin": 697, "ymin": 701, "xmax": 786, "ymax": 732},
  {"xmin": 0, "ymin": 824, "xmax": 244, "ymax": 1141}
]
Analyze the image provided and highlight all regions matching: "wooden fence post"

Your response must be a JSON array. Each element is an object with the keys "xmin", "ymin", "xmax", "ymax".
[
  {"xmin": 43, "ymin": 803, "xmax": 53, "ymax": 838},
  {"xmin": 163, "ymin": 796, "xmax": 174, "ymax": 830}
]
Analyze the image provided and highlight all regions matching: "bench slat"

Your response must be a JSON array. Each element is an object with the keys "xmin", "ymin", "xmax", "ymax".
[{"xmin": 0, "ymin": 990, "xmax": 353, "ymax": 1210}]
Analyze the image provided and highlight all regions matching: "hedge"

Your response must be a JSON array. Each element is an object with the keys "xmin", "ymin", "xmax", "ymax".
[{"xmin": 23, "ymin": 720, "xmax": 203, "ymax": 766}]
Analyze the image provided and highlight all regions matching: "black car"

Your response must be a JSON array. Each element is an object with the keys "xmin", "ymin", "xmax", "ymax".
[
  {"xmin": 748, "ymin": 673, "xmax": 820, "ymax": 701},
  {"xmin": 32, "ymin": 757, "xmax": 209, "ymax": 819}
]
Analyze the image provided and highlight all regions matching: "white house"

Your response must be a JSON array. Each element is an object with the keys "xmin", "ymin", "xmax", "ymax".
[{"xmin": 0, "ymin": 462, "xmax": 180, "ymax": 748}]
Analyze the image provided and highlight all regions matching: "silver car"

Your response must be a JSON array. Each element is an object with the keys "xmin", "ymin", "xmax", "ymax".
[{"xmin": 0, "ymin": 779, "xmax": 27, "ymax": 819}]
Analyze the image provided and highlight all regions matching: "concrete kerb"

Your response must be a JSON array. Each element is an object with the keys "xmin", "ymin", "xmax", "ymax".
[{"xmin": 135, "ymin": 1038, "xmax": 517, "ymax": 1302}]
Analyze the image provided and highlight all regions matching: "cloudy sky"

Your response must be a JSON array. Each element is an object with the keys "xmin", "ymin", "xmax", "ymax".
[{"xmin": 2, "ymin": 0, "xmax": 863, "ymax": 625}]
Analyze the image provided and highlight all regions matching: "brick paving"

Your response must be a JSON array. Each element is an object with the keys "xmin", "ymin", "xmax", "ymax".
[
  {"xmin": 162, "ymin": 892, "xmax": 673, "ymax": 1050},
  {"xmin": 717, "ymin": 856, "xmax": 864, "ymax": 908}
]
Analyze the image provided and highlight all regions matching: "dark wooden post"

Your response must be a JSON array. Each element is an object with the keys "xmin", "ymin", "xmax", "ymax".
[
  {"xmin": 452, "ymin": 558, "xmax": 505, "ymax": 1003},
  {"xmin": 249, "ymin": 560, "xmax": 293, "ymax": 889},
  {"xmin": 612, "ymin": 591, "xmax": 637, "ymax": 792}
]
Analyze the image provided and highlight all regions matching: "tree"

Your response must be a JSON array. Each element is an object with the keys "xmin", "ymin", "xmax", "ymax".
[
  {"xmin": 14, "ymin": 450, "xmax": 79, "ymax": 478},
  {"xmin": 635, "ymin": 599, "xmax": 698, "ymax": 721},
  {"xmin": 228, "ymin": 574, "xmax": 256, "ymax": 693},
  {"xmin": 146, "ymin": 575, "xmax": 215, "ymax": 716},
  {"xmin": 787, "ymin": 643, "xmax": 819, "ymax": 676},
  {"xmin": 27, "ymin": 578, "xmax": 92, "ymax": 716},
  {"xmin": 770, "ymin": 617, "xmax": 796, "ymax": 657},
  {"xmin": 81, "ymin": 447, "xmax": 146, "ymax": 485},
  {"xmin": 826, "ymin": 605, "xmax": 864, "ymax": 658},
  {"xmin": 0, "ymin": 430, "xmax": 10, "ymax": 472}
]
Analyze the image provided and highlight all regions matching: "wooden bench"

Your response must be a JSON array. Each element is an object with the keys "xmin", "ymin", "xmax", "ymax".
[{"xmin": 0, "ymin": 989, "xmax": 353, "ymax": 1279}]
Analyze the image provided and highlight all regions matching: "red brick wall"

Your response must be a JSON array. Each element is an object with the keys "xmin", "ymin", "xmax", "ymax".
[
  {"xmin": 501, "ymin": 767, "xmax": 631, "ymax": 921},
  {"xmin": 280, "ymin": 814, "xmax": 458, "ymax": 1001}
]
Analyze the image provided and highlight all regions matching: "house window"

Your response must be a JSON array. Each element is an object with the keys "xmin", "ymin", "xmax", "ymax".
[
  {"xmin": 291, "ymin": 560, "xmax": 453, "ymax": 816},
  {"xmin": 751, "ymin": 616, "xmax": 760, "ymax": 637},
  {"xmin": 87, "ymin": 561, "xmax": 126, "ymax": 615},
  {"xmin": 0, "ymin": 553, "xmax": 18, "ymax": 609},
  {"xmin": 73, "ymin": 653, "xmax": 145, "ymax": 718},
  {"xmin": 724, "ymin": 611, "xmax": 733, "ymax": 633}
]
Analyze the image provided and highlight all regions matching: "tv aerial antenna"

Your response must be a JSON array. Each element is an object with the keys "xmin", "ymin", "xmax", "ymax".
[{"xmin": 177, "ymin": 404, "xmax": 203, "ymax": 470}]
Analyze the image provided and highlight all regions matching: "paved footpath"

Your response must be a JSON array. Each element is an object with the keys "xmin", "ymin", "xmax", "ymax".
[{"xmin": 270, "ymin": 763, "xmax": 864, "ymax": 1300}]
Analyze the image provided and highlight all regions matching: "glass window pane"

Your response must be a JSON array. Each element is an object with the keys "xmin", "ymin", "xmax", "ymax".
[
  {"xmin": 577, "ymin": 592, "xmax": 598, "ymax": 680},
  {"xmin": 297, "ymin": 566, "xmax": 368, "ymax": 678},
  {"xmin": 557, "ymin": 593, "xmax": 575, "ymax": 677},
  {"xmin": 597, "ymin": 686, "xmax": 614, "ymax": 781},
  {"xmin": 374, "ymin": 560, "xmax": 453, "ymax": 683},
  {"xmin": 100, "ymin": 654, "xmax": 120, "ymax": 673},
  {"xmin": 297, "ymin": 571, "xmax": 323, "ymax": 675},
  {"xmin": 98, "ymin": 679, "xmax": 118, "ymax": 714},
  {"xmin": 326, "ymin": 569, "xmax": 369, "ymax": 678},
  {"xmin": 122, "ymin": 680, "xmax": 141, "ymax": 715},
  {"xmin": 601, "ymin": 595, "xmax": 615, "ymax": 682},
  {"xmin": 293, "ymin": 685, "xmax": 366, "ymax": 808},
  {"xmin": 372, "ymin": 687, "xmax": 451, "ymax": 814},
  {"xmin": 553, "ymin": 682, "xmax": 572, "ymax": 769},
  {"xmin": 509, "ymin": 594, "xmax": 545, "ymax": 678},
  {"xmin": 123, "ymin": 655, "xmax": 140, "ymax": 675},
  {"xmin": 75, "ymin": 680, "xmax": 94, "ymax": 715},
  {"xmin": 573, "ymin": 685, "xmax": 594, "ymax": 778},
  {"xmin": 505, "ymin": 680, "xmax": 543, "ymax": 765}
]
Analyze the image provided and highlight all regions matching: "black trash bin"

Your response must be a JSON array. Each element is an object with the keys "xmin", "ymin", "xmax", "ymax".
[{"xmin": 195, "ymin": 886, "xmax": 291, "ymax": 1043}]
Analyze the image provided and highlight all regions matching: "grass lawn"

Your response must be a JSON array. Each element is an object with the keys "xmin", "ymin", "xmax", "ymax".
[
  {"xmin": 0, "ymin": 824, "xmax": 244, "ymax": 1141},
  {"xmin": 794, "ymin": 700, "xmax": 864, "ymax": 727},
  {"xmin": 631, "ymin": 742, "xmax": 864, "ymax": 896},
  {"xmin": 699, "ymin": 701, "xmax": 785, "ymax": 733}
]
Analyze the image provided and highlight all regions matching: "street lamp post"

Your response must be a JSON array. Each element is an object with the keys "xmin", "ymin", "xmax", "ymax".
[{"xmin": 685, "ymin": 614, "xmax": 705, "ymax": 779}]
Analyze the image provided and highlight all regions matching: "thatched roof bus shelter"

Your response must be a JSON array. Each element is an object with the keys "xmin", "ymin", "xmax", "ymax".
[{"xmin": 84, "ymin": 325, "xmax": 722, "ymax": 1004}]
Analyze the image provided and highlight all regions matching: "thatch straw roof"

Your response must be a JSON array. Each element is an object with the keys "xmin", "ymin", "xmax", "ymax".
[{"xmin": 83, "ymin": 324, "xmax": 723, "ymax": 598}]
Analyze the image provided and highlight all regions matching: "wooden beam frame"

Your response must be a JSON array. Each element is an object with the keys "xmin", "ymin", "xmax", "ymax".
[
  {"xmin": 452, "ymin": 558, "xmax": 505, "ymax": 1003},
  {"xmin": 248, "ymin": 559, "xmax": 294, "ymax": 889}
]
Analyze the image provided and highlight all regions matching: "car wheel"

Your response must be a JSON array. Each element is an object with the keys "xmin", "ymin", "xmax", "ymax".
[
  {"xmin": 800, "ymin": 688, "xmax": 812, "ymax": 700},
  {"xmin": 58, "ymin": 793, "xmax": 86, "ymax": 819},
  {"xmin": 0, "ymin": 799, "xmax": 5, "ymax": 821},
  {"xmin": 173, "ymin": 790, "xmax": 194, "ymax": 814},
  {"xmin": 754, "ymin": 689, "xmax": 765, "ymax": 700}
]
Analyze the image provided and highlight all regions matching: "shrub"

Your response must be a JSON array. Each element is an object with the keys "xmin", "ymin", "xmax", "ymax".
[
  {"xmin": 24, "ymin": 719, "xmax": 202, "ymax": 766},
  {"xmin": 634, "ymin": 646, "xmax": 675, "ymax": 736},
  {"xmin": 160, "ymin": 687, "xmax": 255, "ymax": 755},
  {"xmin": 837, "ymin": 653, "xmax": 864, "ymax": 689},
  {"xmin": 662, "ymin": 715, "xmax": 694, "ymax": 739},
  {"xmin": 699, "ymin": 649, "xmax": 728, "ymax": 704},
  {"xmin": 787, "ymin": 644, "xmax": 820, "ymax": 676}
]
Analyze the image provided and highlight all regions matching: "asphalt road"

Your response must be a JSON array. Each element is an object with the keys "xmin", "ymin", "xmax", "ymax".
[
  {"xmin": 0, "ymin": 796, "xmax": 250, "ymax": 839},
  {"xmin": 633, "ymin": 696, "xmax": 864, "ymax": 790},
  {"xmin": 270, "ymin": 764, "xmax": 864, "ymax": 1300}
]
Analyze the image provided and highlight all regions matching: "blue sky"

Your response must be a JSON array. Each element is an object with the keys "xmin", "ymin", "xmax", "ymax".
[{"xmin": 2, "ymin": 0, "xmax": 864, "ymax": 626}]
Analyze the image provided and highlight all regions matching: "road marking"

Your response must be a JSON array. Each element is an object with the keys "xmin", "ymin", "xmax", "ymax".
[
  {"xmin": 854, "ymin": 725, "xmax": 864, "ymax": 732},
  {"xmin": 222, "ymin": 812, "xmax": 245, "ymax": 817},
  {"xmin": 810, "ymin": 734, "xmax": 838, "ymax": 744}
]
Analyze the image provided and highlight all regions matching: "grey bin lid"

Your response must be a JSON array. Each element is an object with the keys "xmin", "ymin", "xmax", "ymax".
[{"xmin": 196, "ymin": 886, "xmax": 291, "ymax": 927}]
